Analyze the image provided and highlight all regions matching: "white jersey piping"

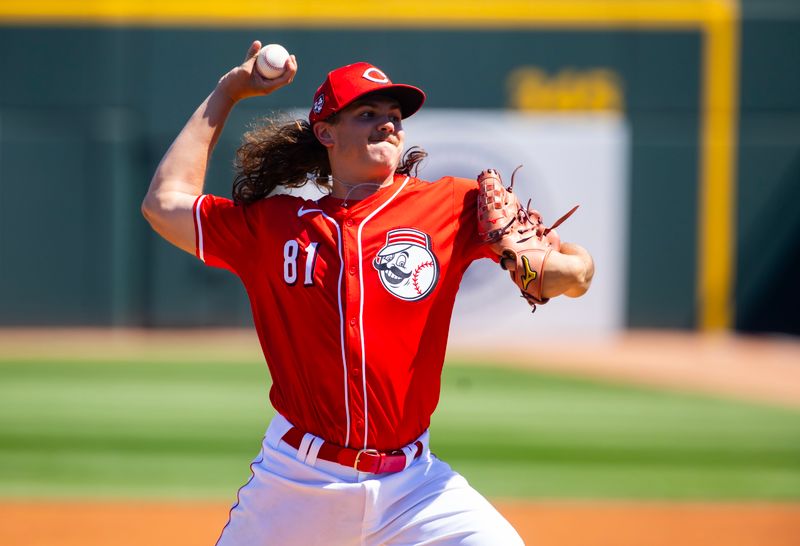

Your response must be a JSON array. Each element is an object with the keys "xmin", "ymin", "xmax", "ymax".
[
  {"xmin": 356, "ymin": 176, "xmax": 411, "ymax": 449},
  {"xmin": 195, "ymin": 194, "xmax": 208, "ymax": 262}
]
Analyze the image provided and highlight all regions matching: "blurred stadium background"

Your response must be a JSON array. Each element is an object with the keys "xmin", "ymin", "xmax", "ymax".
[{"xmin": 1, "ymin": 1, "xmax": 799, "ymax": 544}]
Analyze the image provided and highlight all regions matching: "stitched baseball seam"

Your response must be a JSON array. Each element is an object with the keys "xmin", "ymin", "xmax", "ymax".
[
  {"xmin": 262, "ymin": 46, "xmax": 284, "ymax": 71},
  {"xmin": 265, "ymin": 53, "xmax": 282, "ymax": 71}
]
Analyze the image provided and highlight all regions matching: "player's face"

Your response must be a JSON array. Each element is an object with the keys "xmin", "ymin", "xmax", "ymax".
[{"xmin": 323, "ymin": 96, "xmax": 405, "ymax": 181}]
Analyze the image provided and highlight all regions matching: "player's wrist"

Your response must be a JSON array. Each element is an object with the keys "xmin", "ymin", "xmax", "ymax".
[{"xmin": 215, "ymin": 70, "xmax": 248, "ymax": 104}]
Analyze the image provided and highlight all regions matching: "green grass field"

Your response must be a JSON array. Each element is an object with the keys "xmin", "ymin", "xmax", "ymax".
[{"xmin": 1, "ymin": 357, "xmax": 799, "ymax": 501}]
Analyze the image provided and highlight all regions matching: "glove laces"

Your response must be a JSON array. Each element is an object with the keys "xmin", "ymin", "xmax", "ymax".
[{"xmin": 498, "ymin": 165, "xmax": 580, "ymax": 244}]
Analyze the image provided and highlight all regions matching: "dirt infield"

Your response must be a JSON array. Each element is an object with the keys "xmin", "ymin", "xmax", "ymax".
[{"xmin": 2, "ymin": 500, "xmax": 799, "ymax": 546}]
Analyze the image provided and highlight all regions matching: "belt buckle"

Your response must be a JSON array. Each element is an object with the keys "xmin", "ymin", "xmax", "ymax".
[{"xmin": 353, "ymin": 448, "xmax": 380, "ymax": 472}]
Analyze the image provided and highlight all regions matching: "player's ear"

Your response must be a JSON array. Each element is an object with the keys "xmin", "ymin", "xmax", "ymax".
[{"xmin": 313, "ymin": 122, "xmax": 335, "ymax": 148}]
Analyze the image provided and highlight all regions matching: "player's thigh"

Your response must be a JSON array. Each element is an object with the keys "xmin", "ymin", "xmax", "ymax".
[
  {"xmin": 216, "ymin": 447, "xmax": 365, "ymax": 546},
  {"xmin": 368, "ymin": 458, "xmax": 524, "ymax": 546}
]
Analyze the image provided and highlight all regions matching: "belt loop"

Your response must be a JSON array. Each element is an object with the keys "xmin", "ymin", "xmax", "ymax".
[
  {"xmin": 266, "ymin": 413, "xmax": 294, "ymax": 450},
  {"xmin": 305, "ymin": 436, "xmax": 324, "ymax": 466},
  {"xmin": 296, "ymin": 433, "xmax": 313, "ymax": 462},
  {"xmin": 401, "ymin": 443, "xmax": 417, "ymax": 470}
]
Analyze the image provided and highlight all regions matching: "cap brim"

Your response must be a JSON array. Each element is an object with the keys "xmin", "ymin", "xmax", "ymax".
[{"xmin": 352, "ymin": 84, "xmax": 427, "ymax": 120}]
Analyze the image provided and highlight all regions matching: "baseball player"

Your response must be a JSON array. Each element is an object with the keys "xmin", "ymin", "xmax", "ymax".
[{"xmin": 142, "ymin": 40, "xmax": 594, "ymax": 545}]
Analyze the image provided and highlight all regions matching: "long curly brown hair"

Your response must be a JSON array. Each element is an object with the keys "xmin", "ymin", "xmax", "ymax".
[{"xmin": 232, "ymin": 116, "xmax": 427, "ymax": 205}]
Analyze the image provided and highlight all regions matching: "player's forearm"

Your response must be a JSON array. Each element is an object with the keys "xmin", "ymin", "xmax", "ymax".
[
  {"xmin": 141, "ymin": 41, "xmax": 297, "ymax": 255},
  {"xmin": 144, "ymin": 86, "xmax": 236, "ymax": 209},
  {"xmin": 542, "ymin": 243, "xmax": 595, "ymax": 299}
]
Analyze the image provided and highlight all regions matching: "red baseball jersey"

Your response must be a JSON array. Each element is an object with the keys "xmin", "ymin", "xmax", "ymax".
[{"xmin": 193, "ymin": 174, "xmax": 492, "ymax": 450}]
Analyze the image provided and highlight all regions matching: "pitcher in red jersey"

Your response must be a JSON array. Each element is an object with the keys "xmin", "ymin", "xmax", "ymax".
[{"xmin": 143, "ymin": 40, "xmax": 593, "ymax": 546}]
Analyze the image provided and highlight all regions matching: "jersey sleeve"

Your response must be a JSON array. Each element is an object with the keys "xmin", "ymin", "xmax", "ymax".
[
  {"xmin": 192, "ymin": 194, "xmax": 264, "ymax": 274},
  {"xmin": 450, "ymin": 177, "xmax": 499, "ymax": 264}
]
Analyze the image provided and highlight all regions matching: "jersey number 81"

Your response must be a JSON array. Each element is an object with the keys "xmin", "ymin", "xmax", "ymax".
[{"xmin": 283, "ymin": 240, "xmax": 319, "ymax": 286}]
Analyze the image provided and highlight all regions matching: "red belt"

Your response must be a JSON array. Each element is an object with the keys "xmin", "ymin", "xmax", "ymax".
[{"xmin": 281, "ymin": 427, "xmax": 424, "ymax": 474}]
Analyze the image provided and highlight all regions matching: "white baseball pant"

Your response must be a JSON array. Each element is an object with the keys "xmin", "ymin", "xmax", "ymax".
[{"xmin": 215, "ymin": 413, "xmax": 524, "ymax": 545}]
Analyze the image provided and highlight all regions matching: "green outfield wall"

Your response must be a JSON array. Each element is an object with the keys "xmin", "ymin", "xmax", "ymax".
[{"xmin": 0, "ymin": 0, "xmax": 797, "ymax": 334}]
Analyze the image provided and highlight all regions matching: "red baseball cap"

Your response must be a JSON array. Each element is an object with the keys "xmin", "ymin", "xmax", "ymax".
[{"xmin": 309, "ymin": 62, "xmax": 426, "ymax": 125}]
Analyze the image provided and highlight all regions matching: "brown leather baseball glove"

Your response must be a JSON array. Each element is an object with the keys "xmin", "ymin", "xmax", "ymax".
[{"xmin": 477, "ymin": 167, "xmax": 578, "ymax": 310}]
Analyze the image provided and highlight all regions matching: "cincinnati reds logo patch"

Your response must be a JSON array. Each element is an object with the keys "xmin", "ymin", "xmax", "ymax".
[{"xmin": 373, "ymin": 228, "xmax": 439, "ymax": 301}]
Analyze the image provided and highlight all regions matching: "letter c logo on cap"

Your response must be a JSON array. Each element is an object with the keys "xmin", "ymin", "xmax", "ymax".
[{"xmin": 362, "ymin": 68, "xmax": 389, "ymax": 84}]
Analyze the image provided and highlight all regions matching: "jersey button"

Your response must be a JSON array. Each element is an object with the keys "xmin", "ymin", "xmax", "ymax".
[
  {"xmin": 349, "ymin": 318, "xmax": 357, "ymax": 326},
  {"xmin": 345, "ymin": 219, "xmax": 354, "ymax": 227},
  {"xmin": 351, "ymin": 366, "xmax": 360, "ymax": 376},
  {"xmin": 349, "ymin": 265, "xmax": 357, "ymax": 275}
]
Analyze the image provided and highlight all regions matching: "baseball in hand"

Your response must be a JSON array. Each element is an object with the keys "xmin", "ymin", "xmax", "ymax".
[{"xmin": 256, "ymin": 44, "xmax": 290, "ymax": 79}]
